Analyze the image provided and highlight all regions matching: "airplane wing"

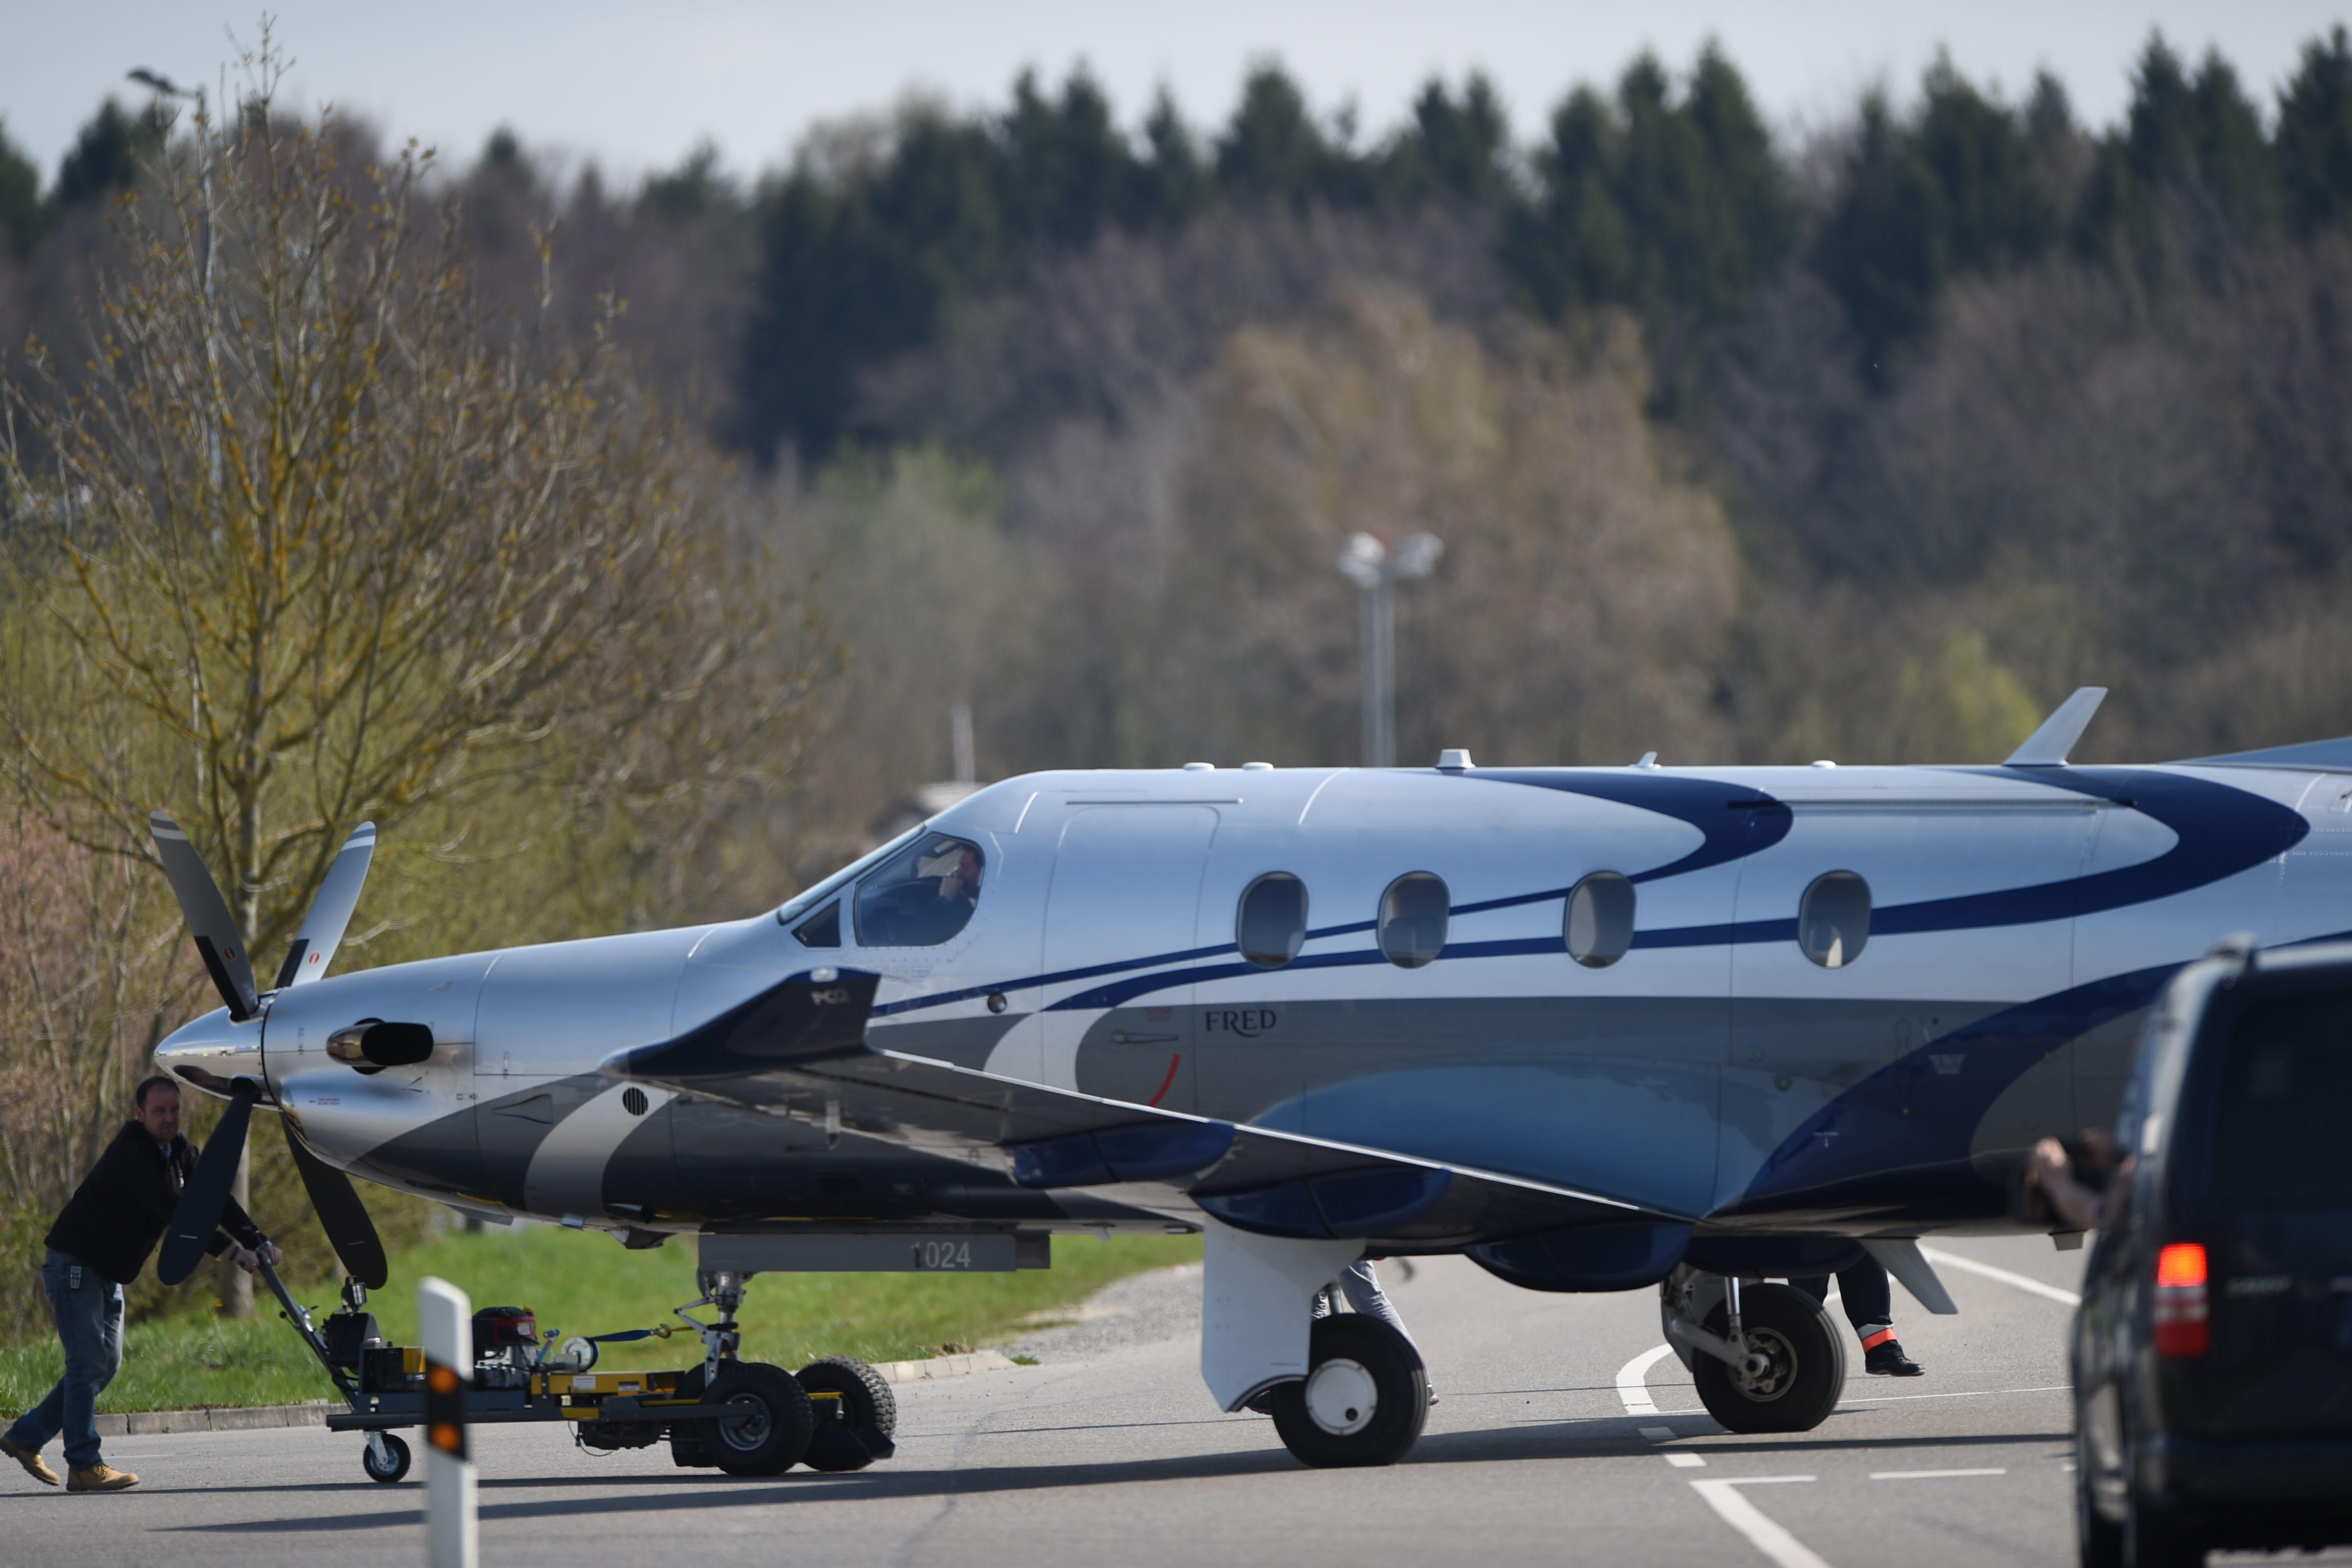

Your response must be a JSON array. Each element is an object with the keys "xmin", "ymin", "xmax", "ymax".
[{"xmin": 605, "ymin": 969, "xmax": 1670, "ymax": 1250}]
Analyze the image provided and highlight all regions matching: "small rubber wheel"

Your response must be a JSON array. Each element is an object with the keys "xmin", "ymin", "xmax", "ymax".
[
  {"xmin": 1268, "ymin": 1314, "xmax": 1428, "ymax": 1468},
  {"xmin": 796, "ymin": 1356, "xmax": 898, "ymax": 1472},
  {"xmin": 702, "ymin": 1361, "xmax": 815, "ymax": 1477},
  {"xmin": 1692, "ymin": 1283, "xmax": 1847, "ymax": 1434},
  {"xmin": 361, "ymin": 1432, "xmax": 411, "ymax": 1483},
  {"xmin": 669, "ymin": 1365, "xmax": 715, "ymax": 1467}
]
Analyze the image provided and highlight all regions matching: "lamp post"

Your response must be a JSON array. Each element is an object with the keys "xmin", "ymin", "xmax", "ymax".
[
  {"xmin": 1337, "ymin": 531, "xmax": 1441, "ymax": 768},
  {"xmin": 127, "ymin": 67, "xmax": 218, "ymax": 492}
]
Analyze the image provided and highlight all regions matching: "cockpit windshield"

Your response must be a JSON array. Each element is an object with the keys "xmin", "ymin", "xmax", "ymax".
[
  {"xmin": 771, "ymin": 826, "xmax": 922, "ymax": 930},
  {"xmin": 854, "ymin": 833, "xmax": 986, "ymax": 947}
]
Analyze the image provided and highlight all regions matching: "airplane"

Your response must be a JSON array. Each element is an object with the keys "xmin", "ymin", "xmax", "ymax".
[{"xmin": 144, "ymin": 686, "xmax": 2352, "ymax": 1467}]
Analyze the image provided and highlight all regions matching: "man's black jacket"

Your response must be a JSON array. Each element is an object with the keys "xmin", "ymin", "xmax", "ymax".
[{"xmin": 46, "ymin": 1120, "xmax": 264, "ymax": 1285}]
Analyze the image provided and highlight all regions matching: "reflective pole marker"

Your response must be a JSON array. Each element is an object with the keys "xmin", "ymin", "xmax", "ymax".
[{"xmin": 419, "ymin": 1276, "xmax": 478, "ymax": 1568}]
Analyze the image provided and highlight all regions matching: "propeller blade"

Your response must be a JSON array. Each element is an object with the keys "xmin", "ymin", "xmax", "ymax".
[
  {"xmin": 275, "ymin": 821, "xmax": 376, "ymax": 989},
  {"xmin": 281, "ymin": 1113, "xmax": 389, "ymax": 1288},
  {"xmin": 157, "ymin": 1078, "xmax": 258, "ymax": 1285},
  {"xmin": 149, "ymin": 809, "xmax": 258, "ymax": 1021}
]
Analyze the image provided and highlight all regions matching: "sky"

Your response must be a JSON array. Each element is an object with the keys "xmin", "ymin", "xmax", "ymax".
[{"xmin": 6, "ymin": 2, "xmax": 2348, "ymax": 190}]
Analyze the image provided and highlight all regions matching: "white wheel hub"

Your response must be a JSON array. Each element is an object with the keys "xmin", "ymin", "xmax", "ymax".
[{"xmin": 1304, "ymin": 1357, "xmax": 1379, "ymax": 1436}]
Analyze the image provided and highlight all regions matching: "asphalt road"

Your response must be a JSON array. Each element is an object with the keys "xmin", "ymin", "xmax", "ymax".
[{"xmin": 0, "ymin": 1234, "xmax": 2332, "ymax": 1568}]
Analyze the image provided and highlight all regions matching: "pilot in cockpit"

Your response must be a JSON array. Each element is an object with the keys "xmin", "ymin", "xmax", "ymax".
[{"xmin": 926, "ymin": 843, "xmax": 982, "ymax": 910}]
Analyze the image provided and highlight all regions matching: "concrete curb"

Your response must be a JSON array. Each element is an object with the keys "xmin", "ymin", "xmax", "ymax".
[
  {"xmin": 83, "ymin": 1352, "xmax": 1024, "ymax": 1433},
  {"xmin": 95, "ymin": 1401, "xmax": 335, "ymax": 1436},
  {"xmin": 872, "ymin": 1350, "xmax": 1023, "ymax": 1383}
]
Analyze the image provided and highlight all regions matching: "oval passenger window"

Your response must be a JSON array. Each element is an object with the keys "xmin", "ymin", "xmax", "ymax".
[
  {"xmin": 1237, "ymin": 873, "xmax": 1308, "ymax": 970},
  {"xmin": 1799, "ymin": 871, "xmax": 1871, "ymax": 968},
  {"xmin": 1564, "ymin": 872, "xmax": 1635, "ymax": 968},
  {"xmin": 1377, "ymin": 873, "xmax": 1449, "ymax": 969}
]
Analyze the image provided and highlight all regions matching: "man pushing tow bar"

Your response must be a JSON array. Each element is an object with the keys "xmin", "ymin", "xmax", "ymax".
[{"xmin": 1, "ymin": 1075, "xmax": 281, "ymax": 1493}]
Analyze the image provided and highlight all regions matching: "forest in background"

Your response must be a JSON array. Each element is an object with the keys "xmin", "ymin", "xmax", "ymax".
[{"xmin": 6, "ymin": 27, "xmax": 2352, "ymax": 1324}]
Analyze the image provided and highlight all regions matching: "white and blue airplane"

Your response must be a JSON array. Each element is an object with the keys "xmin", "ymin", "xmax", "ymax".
[{"xmin": 147, "ymin": 688, "xmax": 2352, "ymax": 1465}]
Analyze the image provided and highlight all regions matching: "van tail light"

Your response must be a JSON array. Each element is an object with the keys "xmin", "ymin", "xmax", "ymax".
[{"xmin": 2153, "ymin": 1242, "xmax": 2210, "ymax": 1358}]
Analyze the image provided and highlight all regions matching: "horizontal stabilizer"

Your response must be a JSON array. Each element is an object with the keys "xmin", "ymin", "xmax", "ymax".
[
  {"xmin": 2004, "ymin": 687, "xmax": 2106, "ymax": 767},
  {"xmin": 2183, "ymin": 734, "xmax": 2352, "ymax": 771}
]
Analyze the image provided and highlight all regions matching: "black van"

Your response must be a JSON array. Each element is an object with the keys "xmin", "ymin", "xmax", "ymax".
[{"xmin": 2072, "ymin": 935, "xmax": 2352, "ymax": 1567}]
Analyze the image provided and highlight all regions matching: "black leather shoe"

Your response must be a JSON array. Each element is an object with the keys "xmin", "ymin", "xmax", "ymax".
[{"xmin": 1865, "ymin": 1340, "xmax": 1923, "ymax": 1376}]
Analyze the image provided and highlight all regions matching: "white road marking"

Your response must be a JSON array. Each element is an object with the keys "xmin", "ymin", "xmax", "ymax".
[
  {"xmin": 1666, "ymin": 1452, "xmax": 1707, "ymax": 1468},
  {"xmin": 1869, "ymin": 1468, "xmax": 2007, "ymax": 1480},
  {"xmin": 1638, "ymin": 1426, "xmax": 1677, "ymax": 1441},
  {"xmin": 1837, "ymin": 1383, "xmax": 2072, "ymax": 1407},
  {"xmin": 1617, "ymin": 1343, "xmax": 1676, "ymax": 1414},
  {"xmin": 1916, "ymin": 1246, "xmax": 2082, "ymax": 1307},
  {"xmin": 1690, "ymin": 1478, "xmax": 1830, "ymax": 1568}
]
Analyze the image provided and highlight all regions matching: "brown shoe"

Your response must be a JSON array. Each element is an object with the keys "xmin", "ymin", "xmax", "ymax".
[
  {"xmin": 66, "ymin": 1464, "xmax": 138, "ymax": 1492},
  {"xmin": 0, "ymin": 1436, "xmax": 59, "ymax": 1486}
]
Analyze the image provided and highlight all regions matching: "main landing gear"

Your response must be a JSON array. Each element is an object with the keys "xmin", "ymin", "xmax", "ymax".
[
  {"xmin": 1266, "ymin": 1315, "xmax": 1430, "ymax": 1468},
  {"xmin": 1661, "ymin": 1266, "xmax": 1847, "ymax": 1434}
]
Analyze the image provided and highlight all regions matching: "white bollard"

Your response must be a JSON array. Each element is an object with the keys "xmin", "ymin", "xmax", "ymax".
[{"xmin": 418, "ymin": 1276, "xmax": 478, "ymax": 1568}]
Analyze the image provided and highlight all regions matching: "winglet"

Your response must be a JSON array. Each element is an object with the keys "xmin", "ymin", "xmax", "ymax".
[{"xmin": 2004, "ymin": 687, "xmax": 2106, "ymax": 767}]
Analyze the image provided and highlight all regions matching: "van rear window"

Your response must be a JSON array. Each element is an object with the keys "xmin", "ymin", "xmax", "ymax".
[{"xmin": 2215, "ymin": 995, "xmax": 2352, "ymax": 1205}]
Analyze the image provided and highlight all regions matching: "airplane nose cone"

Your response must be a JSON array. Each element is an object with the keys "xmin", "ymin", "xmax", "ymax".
[{"xmin": 154, "ymin": 1006, "xmax": 264, "ymax": 1096}]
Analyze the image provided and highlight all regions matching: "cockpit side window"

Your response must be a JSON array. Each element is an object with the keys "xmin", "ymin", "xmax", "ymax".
[
  {"xmin": 854, "ymin": 834, "xmax": 986, "ymax": 947},
  {"xmin": 792, "ymin": 901, "xmax": 840, "ymax": 948}
]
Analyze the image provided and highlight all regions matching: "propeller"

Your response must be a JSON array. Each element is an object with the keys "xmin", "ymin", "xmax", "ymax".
[
  {"xmin": 274, "ymin": 822, "xmax": 375, "ymax": 989},
  {"xmin": 157, "ymin": 1077, "xmax": 259, "ymax": 1285},
  {"xmin": 149, "ymin": 809, "xmax": 259, "ymax": 1021},
  {"xmin": 149, "ymin": 810, "xmax": 390, "ymax": 1288},
  {"xmin": 281, "ymin": 1114, "xmax": 390, "ymax": 1288}
]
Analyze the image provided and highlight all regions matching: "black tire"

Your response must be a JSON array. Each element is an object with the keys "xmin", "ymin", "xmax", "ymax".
[
  {"xmin": 1268, "ymin": 1314, "xmax": 1428, "ymax": 1468},
  {"xmin": 2123, "ymin": 1476, "xmax": 2204, "ymax": 1568},
  {"xmin": 1691, "ymin": 1283, "xmax": 1847, "ymax": 1435},
  {"xmin": 669, "ymin": 1364, "xmax": 715, "ymax": 1467},
  {"xmin": 361, "ymin": 1432, "xmax": 411, "ymax": 1484},
  {"xmin": 701, "ymin": 1361, "xmax": 815, "ymax": 1477},
  {"xmin": 796, "ymin": 1356, "xmax": 898, "ymax": 1472},
  {"xmin": 2076, "ymin": 1444, "xmax": 2124, "ymax": 1568},
  {"xmin": 796, "ymin": 1355, "xmax": 898, "ymax": 1435}
]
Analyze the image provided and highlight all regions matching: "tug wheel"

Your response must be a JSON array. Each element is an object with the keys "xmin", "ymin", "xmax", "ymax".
[
  {"xmin": 361, "ymin": 1432, "xmax": 411, "ymax": 1483},
  {"xmin": 702, "ymin": 1361, "xmax": 814, "ymax": 1476},
  {"xmin": 796, "ymin": 1356, "xmax": 898, "ymax": 1472},
  {"xmin": 1268, "ymin": 1314, "xmax": 1428, "ymax": 1468},
  {"xmin": 1692, "ymin": 1283, "xmax": 1847, "ymax": 1434}
]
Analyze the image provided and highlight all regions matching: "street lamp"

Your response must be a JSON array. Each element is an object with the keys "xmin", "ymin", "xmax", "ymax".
[
  {"xmin": 128, "ymin": 67, "xmax": 219, "ymax": 491},
  {"xmin": 1338, "ymin": 530, "xmax": 1441, "ymax": 768}
]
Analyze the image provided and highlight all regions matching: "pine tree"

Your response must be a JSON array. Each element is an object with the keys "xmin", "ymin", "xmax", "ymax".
[
  {"xmin": 2276, "ymin": 26, "xmax": 2352, "ymax": 237},
  {"xmin": 0, "ymin": 120, "xmax": 42, "ymax": 258}
]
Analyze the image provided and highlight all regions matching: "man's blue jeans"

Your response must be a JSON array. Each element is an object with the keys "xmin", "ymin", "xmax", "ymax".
[{"xmin": 5, "ymin": 1249, "xmax": 124, "ymax": 1470}]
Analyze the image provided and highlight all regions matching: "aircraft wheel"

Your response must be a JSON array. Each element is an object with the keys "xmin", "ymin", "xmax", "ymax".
[
  {"xmin": 1693, "ymin": 1283, "xmax": 1846, "ymax": 1434},
  {"xmin": 1269, "ymin": 1314, "xmax": 1428, "ymax": 1468},
  {"xmin": 796, "ymin": 1356, "xmax": 898, "ymax": 1472},
  {"xmin": 702, "ymin": 1361, "xmax": 815, "ymax": 1476},
  {"xmin": 361, "ymin": 1432, "xmax": 411, "ymax": 1483}
]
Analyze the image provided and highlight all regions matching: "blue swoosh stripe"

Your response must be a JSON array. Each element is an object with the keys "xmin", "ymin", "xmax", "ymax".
[{"xmin": 871, "ymin": 765, "xmax": 2305, "ymax": 1019}]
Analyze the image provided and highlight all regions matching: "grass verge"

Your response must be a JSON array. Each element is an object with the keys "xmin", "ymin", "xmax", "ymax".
[{"xmin": 1, "ymin": 1226, "xmax": 1199, "ymax": 1415}]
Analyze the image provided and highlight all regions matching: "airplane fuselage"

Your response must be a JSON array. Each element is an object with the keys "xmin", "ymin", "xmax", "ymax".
[{"xmin": 153, "ymin": 757, "xmax": 2344, "ymax": 1256}]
